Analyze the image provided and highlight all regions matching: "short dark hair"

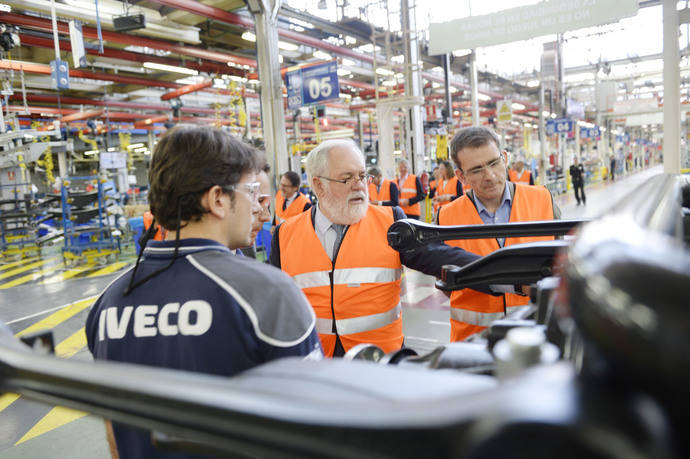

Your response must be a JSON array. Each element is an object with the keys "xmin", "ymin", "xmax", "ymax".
[
  {"xmin": 282, "ymin": 171, "xmax": 300, "ymax": 187},
  {"xmin": 449, "ymin": 126, "xmax": 501, "ymax": 170},
  {"xmin": 148, "ymin": 124, "xmax": 259, "ymax": 230}
]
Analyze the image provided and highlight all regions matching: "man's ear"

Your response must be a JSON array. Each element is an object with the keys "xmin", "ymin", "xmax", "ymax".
[
  {"xmin": 202, "ymin": 185, "xmax": 227, "ymax": 219},
  {"xmin": 312, "ymin": 177, "xmax": 326, "ymax": 198},
  {"xmin": 455, "ymin": 168, "xmax": 466, "ymax": 186}
]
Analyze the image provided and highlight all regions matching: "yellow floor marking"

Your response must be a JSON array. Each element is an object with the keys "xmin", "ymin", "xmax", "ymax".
[
  {"xmin": 0, "ymin": 262, "xmax": 66, "ymax": 289},
  {"xmin": 39, "ymin": 264, "xmax": 94, "ymax": 285},
  {"xmin": 54, "ymin": 327, "xmax": 87, "ymax": 358},
  {"xmin": 14, "ymin": 406, "xmax": 87, "ymax": 445},
  {"xmin": 86, "ymin": 261, "xmax": 129, "ymax": 278},
  {"xmin": 15, "ymin": 296, "xmax": 97, "ymax": 338},
  {"xmin": 0, "ymin": 256, "xmax": 40, "ymax": 272},
  {"xmin": 0, "ymin": 257, "xmax": 59, "ymax": 281},
  {"xmin": 0, "ymin": 393, "xmax": 21, "ymax": 412}
]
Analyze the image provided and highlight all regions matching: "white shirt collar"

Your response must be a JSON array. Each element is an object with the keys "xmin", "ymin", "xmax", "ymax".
[{"xmin": 314, "ymin": 203, "xmax": 334, "ymax": 233}]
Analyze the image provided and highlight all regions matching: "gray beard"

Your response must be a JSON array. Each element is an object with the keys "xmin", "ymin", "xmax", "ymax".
[{"xmin": 320, "ymin": 186, "xmax": 369, "ymax": 225}]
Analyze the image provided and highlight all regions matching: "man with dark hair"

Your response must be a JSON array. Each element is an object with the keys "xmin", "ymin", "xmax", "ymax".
[
  {"xmin": 367, "ymin": 166, "xmax": 399, "ymax": 207},
  {"xmin": 274, "ymin": 170, "xmax": 312, "ymax": 225},
  {"xmin": 85, "ymin": 124, "xmax": 321, "ymax": 459},
  {"xmin": 439, "ymin": 125, "xmax": 559, "ymax": 342},
  {"xmin": 569, "ymin": 157, "xmax": 586, "ymax": 205}
]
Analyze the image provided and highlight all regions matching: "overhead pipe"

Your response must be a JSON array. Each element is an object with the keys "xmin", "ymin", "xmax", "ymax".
[
  {"xmin": 0, "ymin": 60, "xmax": 180, "ymax": 88},
  {"xmin": 161, "ymin": 80, "xmax": 214, "ymax": 101},
  {"xmin": 0, "ymin": 12, "xmax": 255, "ymax": 67},
  {"xmin": 134, "ymin": 115, "xmax": 169, "ymax": 128},
  {"xmin": 19, "ymin": 33, "xmax": 244, "ymax": 77},
  {"xmin": 61, "ymin": 109, "xmax": 105, "ymax": 122}
]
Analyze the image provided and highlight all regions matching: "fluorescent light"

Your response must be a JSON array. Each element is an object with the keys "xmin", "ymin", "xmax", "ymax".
[
  {"xmin": 342, "ymin": 58, "xmax": 356, "ymax": 66},
  {"xmin": 512, "ymin": 102, "xmax": 526, "ymax": 110},
  {"xmin": 84, "ymin": 150, "xmax": 98, "ymax": 155},
  {"xmin": 375, "ymin": 68, "xmax": 394, "ymax": 76},
  {"xmin": 527, "ymin": 80, "xmax": 540, "ymax": 87},
  {"xmin": 278, "ymin": 41, "xmax": 299, "ymax": 51},
  {"xmin": 229, "ymin": 75, "xmax": 248, "ymax": 83},
  {"xmin": 135, "ymin": 147, "xmax": 149, "ymax": 153},
  {"xmin": 107, "ymin": 147, "xmax": 116, "ymax": 151},
  {"xmin": 314, "ymin": 50, "xmax": 332, "ymax": 60},
  {"xmin": 127, "ymin": 143, "xmax": 145, "ymax": 149},
  {"xmin": 143, "ymin": 62, "xmax": 198, "ymax": 76},
  {"xmin": 381, "ymin": 80, "xmax": 397, "ymax": 86},
  {"xmin": 345, "ymin": 36, "xmax": 357, "ymax": 45},
  {"xmin": 242, "ymin": 31, "xmax": 256, "ymax": 42},
  {"xmin": 478, "ymin": 93, "xmax": 492, "ymax": 101}
]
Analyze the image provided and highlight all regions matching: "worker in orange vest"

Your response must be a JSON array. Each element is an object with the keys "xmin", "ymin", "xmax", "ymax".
[
  {"xmin": 431, "ymin": 159, "xmax": 463, "ymax": 214},
  {"xmin": 274, "ymin": 171, "xmax": 312, "ymax": 226},
  {"xmin": 395, "ymin": 159, "xmax": 425, "ymax": 219},
  {"xmin": 142, "ymin": 210, "xmax": 167, "ymax": 242},
  {"xmin": 428, "ymin": 165, "xmax": 440, "ymax": 196},
  {"xmin": 367, "ymin": 166, "xmax": 399, "ymax": 206},
  {"xmin": 507, "ymin": 158, "xmax": 534, "ymax": 185},
  {"xmin": 270, "ymin": 139, "xmax": 482, "ymax": 357},
  {"xmin": 439, "ymin": 126, "xmax": 560, "ymax": 342}
]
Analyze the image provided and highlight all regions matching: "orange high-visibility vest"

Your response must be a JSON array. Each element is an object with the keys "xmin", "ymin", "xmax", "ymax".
[
  {"xmin": 275, "ymin": 191, "xmax": 311, "ymax": 224},
  {"xmin": 396, "ymin": 174, "xmax": 420, "ymax": 216},
  {"xmin": 434, "ymin": 176, "xmax": 461, "ymax": 213},
  {"xmin": 438, "ymin": 184, "xmax": 555, "ymax": 342},
  {"xmin": 143, "ymin": 211, "xmax": 166, "ymax": 241},
  {"xmin": 508, "ymin": 169, "xmax": 532, "ymax": 184},
  {"xmin": 368, "ymin": 179, "xmax": 392, "ymax": 204},
  {"xmin": 279, "ymin": 205, "xmax": 403, "ymax": 357}
]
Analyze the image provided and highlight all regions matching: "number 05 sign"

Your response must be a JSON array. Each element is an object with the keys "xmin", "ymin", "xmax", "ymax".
[{"xmin": 286, "ymin": 60, "xmax": 340, "ymax": 110}]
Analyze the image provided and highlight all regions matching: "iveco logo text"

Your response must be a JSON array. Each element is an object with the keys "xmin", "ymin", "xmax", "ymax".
[{"xmin": 97, "ymin": 300, "xmax": 213, "ymax": 340}]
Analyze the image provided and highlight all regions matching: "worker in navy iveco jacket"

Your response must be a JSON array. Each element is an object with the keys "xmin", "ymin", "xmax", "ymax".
[{"xmin": 85, "ymin": 125, "xmax": 322, "ymax": 459}]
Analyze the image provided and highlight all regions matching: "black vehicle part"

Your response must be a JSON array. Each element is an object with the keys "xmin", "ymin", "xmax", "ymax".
[
  {"xmin": 343, "ymin": 343, "xmax": 385, "ymax": 362},
  {"xmin": 437, "ymin": 240, "xmax": 569, "ymax": 290},
  {"xmin": 387, "ymin": 218, "xmax": 586, "ymax": 253}
]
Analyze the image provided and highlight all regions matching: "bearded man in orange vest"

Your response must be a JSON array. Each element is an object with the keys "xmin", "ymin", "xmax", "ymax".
[
  {"xmin": 438, "ymin": 126, "xmax": 560, "ymax": 342},
  {"xmin": 274, "ymin": 171, "xmax": 312, "ymax": 227},
  {"xmin": 270, "ymin": 139, "xmax": 483, "ymax": 357},
  {"xmin": 395, "ymin": 159, "xmax": 425, "ymax": 219},
  {"xmin": 367, "ymin": 166, "xmax": 399, "ymax": 207}
]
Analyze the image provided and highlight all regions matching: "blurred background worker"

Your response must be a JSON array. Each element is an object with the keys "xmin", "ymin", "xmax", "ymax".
[
  {"xmin": 85, "ymin": 125, "xmax": 321, "ymax": 459},
  {"xmin": 431, "ymin": 159, "xmax": 463, "ymax": 214},
  {"xmin": 438, "ymin": 126, "xmax": 560, "ymax": 342},
  {"xmin": 274, "ymin": 171, "xmax": 312, "ymax": 225},
  {"xmin": 395, "ymin": 159, "xmax": 425, "ymax": 219},
  {"xmin": 270, "ymin": 139, "xmax": 483, "ymax": 358},
  {"xmin": 368, "ymin": 166, "xmax": 399, "ymax": 207},
  {"xmin": 569, "ymin": 157, "xmax": 587, "ymax": 205},
  {"xmin": 508, "ymin": 158, "xmax": 534, "ymax": 185}
]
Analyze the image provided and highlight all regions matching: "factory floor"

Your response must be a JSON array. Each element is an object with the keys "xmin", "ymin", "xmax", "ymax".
[{"xmin": 0, "ymin": 164, "xmax": 663, "ymax": 458}]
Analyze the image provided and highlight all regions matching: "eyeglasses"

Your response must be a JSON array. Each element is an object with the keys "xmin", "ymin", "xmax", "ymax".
[
  {"xmin": 317, "ymin": 172, "xmax": 368, "ymax": 186},
  {"xmin": 462, "ymin": 156, "xmax": 505, "ymax": 178},
  {"xmin": 229, "ymin": 181, "xmax": 261, "ymax": 201},
  {"xmin": 258, "ymin": 194, "xmax": 271, "ymax": 209}
]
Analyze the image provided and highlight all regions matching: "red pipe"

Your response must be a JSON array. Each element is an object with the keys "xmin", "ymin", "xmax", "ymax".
[
  {"xmin": 161, "ymin": 80, "xmax": 213, "ymax": 100},
  {"xmin": 0, "ymin": 12, "xmax": 255, "ymax": 67},
  {"xmin": 0, "ymin": 60, "xmax": 181, "ymax": 88},
  {"xmin": 134, "ymin": 115, "xmax": 169, "ymax": 128},
  {"xmin": 61, "ymin": 109, "xmax": 104, "ymax": 122},
  {"xmin": 19, "ymin": 34, "xmax": 244, "ymax": 77}
]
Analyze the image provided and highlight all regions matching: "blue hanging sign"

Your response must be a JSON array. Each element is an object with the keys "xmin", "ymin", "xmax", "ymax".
[
  {"xmin": 286, "ymin": 60, "xmax": 340, "ymax": 110},
  {"xmin": 579, "ymin": 126, "xmax": 601, "ymax": 139},
  {"xmin": 546, "ymin": 118, "xmax": 574, "ymax": 136}
]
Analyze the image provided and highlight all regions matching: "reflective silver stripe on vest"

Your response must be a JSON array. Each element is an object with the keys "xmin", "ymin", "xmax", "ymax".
[
  {"xmin": 293, "ymin": 267, "xmax": 402, "ymax": 289},
  {"xmin": 450, "ymin": 305, "xmax": 525, "ymax": 327},
  {"xmin": 315, "ymin": 303, "xmax": 401, "ymax": 336},
  {"xmin": 401, "ymin": 188, "xmax": 416, "ymax": 194}
]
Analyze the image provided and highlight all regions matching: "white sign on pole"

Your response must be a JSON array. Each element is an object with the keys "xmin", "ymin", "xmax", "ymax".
[{"xmin": 429, "ymin": 0, "xmax": 639, "ymax": 56}]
